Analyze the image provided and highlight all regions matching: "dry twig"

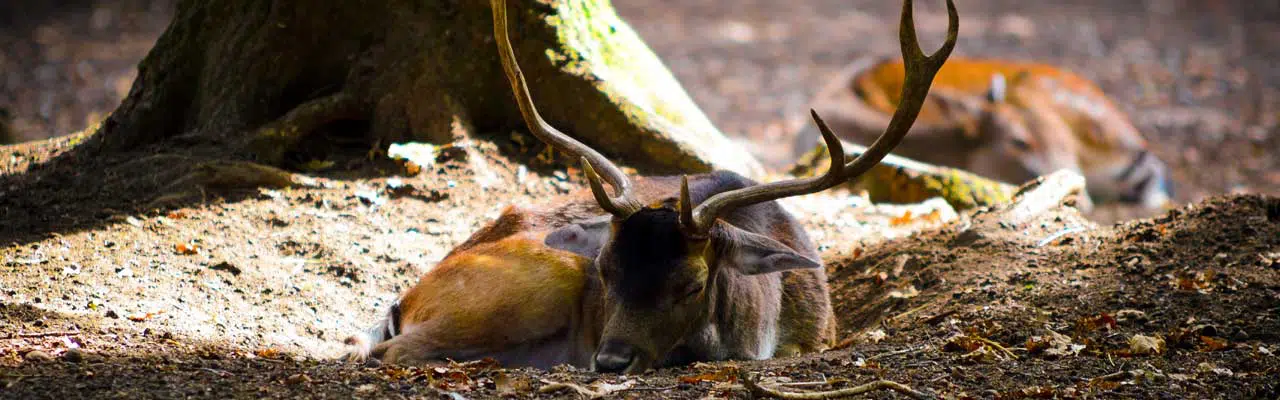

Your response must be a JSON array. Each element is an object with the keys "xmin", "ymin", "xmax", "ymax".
[
  {"xmin": 739, "ymin": 372, "xmax": 935, "ymax": 400},
  {"xmin": 1, "ymin": 331, "xmax": 80, "ymax": 340}
]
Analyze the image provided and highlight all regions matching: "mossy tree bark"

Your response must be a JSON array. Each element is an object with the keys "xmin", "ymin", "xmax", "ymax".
[{"xmin": 91, "ymin": 0, "xmax": 762, "ymax": 177}]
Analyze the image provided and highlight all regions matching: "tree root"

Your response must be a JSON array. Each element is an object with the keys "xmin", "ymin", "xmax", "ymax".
[
  {"xmin": 247, "ymin": 92, "xmax": 362, "ymax": 164},
  {"xmin": 952, "ymin": 169, "xmax": 1091, "ymax": 246},
  {"xmin": 1002, "ymin": 169, "xmax": 1090, "ymax": 224},
  {"xmin": 789, "ymin": 140, "xmax": 1017, "ymax": 211},
  {"xmin": 150, "ymin": 159, "xmax": 322, "ymax": 207},
  {"xmin": 740, "ymin": 371, "xmax": 935, "ymax": 400}
]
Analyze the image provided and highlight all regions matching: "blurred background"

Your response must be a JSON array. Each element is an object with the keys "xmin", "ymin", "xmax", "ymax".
[{"xmin": 1, "ymin": 0, "xmax": 1276, "ymax": 209}]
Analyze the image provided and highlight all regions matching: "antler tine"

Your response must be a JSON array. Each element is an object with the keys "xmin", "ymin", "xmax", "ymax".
[
  {"xmin": 679, "ymin": 175, "xmax": 696, "ymax": 235},
  {"xmin": 837, "ymin": 0, "xmax": 956, "ymax": 180},
  {"xmin": 684, "ymin": 0, "xmax": 958, "ymax": 235},
  {"xmin": 491, "ymin": 0, "xmax": 641, "ymax": 217}
]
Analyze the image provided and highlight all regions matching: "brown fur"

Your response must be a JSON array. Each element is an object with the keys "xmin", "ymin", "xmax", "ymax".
[
  {"xmin": 345, "ymin": 173, "xmax": 834, "ymax": 371},
  {"xmin": 796, "ymin": 56, "xmax": 1172, "ymax": 208},
  {"xmin": 368, "ymin": 232, "xmax": 604, "ymax": 369}
]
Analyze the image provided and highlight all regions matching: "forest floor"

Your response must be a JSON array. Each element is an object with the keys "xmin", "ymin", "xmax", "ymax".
[
  {"xmin": 1, "ymin": 0, "xmax": 1279, "ymax": 399},
  {"xmin": 0, "ymin": 132, "xmax": 1276, "ymax": 399}
]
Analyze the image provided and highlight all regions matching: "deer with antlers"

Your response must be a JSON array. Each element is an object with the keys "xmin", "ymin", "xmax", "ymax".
[{"xmin": 343, "ymin": 0, "xmax": 958, "ymax": 374}]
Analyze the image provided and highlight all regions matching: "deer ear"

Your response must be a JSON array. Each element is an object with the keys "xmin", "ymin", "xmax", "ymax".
[
  {"xmin": 719, "ymin": 225, "xmax": 821, "ymax": 275},
  {"xmin": 986, "ymin": 73, "xmax": 1007, "ymax": 103},
  {"xmin": 544, "ymin": 215, "xmax": 611, "ymax": 258}
]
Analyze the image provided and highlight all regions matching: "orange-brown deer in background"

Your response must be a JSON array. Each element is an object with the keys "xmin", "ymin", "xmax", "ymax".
[
  {"xmin": 344, "ymin": 0, "xmax": 958, "ymax": 374},
  {"xmin": 792, "ymin": 57, "xmax": 1174, "ymax": 210}
]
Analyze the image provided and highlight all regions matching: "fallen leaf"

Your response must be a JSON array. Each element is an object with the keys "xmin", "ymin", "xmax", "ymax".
[
  {"xmin": 1198, "ymin": 336, "xmax": 1231, "ymax": 352},
  {"xmin": 1174, "ymin": 270, "xmax": 1214, "ymax": 292},
  {"xmin": 1026, "ymin": 331, "xmax": 1083, "ymax": 359},
  {"xmin": 887, "ymin": 285, "xmax": 919, "ymax": 299},
  {"xmin": 865, "ymin": 328, "xmax": 887, "ymax": 343},
  {"xmin": 889, "ymin": 210, "xmax": 914, "ymax": 226},
  {"xmin": 944, "ymin": 334, "xmax": 982, "ymax": 353},
  {"xmin": 678, "ymin": 366, "xmax": 739, "ymax": 384},
  {"xmin": 255, "ymin": 348, "xmax": 283, "ymax": 359},
  {"xmin": 1196, "ymin": 362, "xmax": 1233, "ymax": 377},
  {"xmin": 1128, "ymin": 334, "xmax": 1166, "ymax": 356},
  {"xmin": 1076, "ymin": 312, "xmax": 1117, "ymax": 334},
  {"xmin": 959, "ymin": 345, "xmax": 999, "ymax": 364},
  {"xmin": 494, "ymin": 372, "xmax": 532, "ymax": 396},
  {"xmin": 127, "ymin": 311, "xmax": 164, "ymax": 322},
  {"xmin": 174, "ymin": 242, "xmax": 200, "ymax": 255}
]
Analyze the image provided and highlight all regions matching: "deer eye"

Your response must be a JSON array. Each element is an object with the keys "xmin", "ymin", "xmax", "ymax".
[
  {"xmin": 678, "ymin": 282, "xmax": 704, "ymax": 302},
  {"xmin": 1010, "ymin": 137, "xmax": 1032, "ymax": 152}
]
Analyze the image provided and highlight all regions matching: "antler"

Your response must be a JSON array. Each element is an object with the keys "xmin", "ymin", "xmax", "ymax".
[
  {"xmin": 682, "ymin": 0, "xmax": 959, "ymax": 236},
  {"xmin": 491, "ymin": 0, "xmax": 643, "ymax": 217}
]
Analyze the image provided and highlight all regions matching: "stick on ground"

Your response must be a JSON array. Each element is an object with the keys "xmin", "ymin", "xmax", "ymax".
[{"xmin": 739, "ymin": 371, "xmax": 936, "ymax": 400}]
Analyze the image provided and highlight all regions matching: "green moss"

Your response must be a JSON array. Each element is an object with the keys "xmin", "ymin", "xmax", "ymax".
[
  {"xmin": 532, "ymin": 0, "xmax": 763, "ymax": 177},
  {"xmin": 545, "ymin": 0, "xmax": 692, "ymax": 126}
]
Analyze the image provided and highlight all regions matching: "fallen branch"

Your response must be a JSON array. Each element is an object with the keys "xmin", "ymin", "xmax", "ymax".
[
  {"xmin": 921, "ymin": 310, "xmax": 957, "ymax": 325},
  {"xmin": 867, "ymin": 344, "xmax": 930, "ymax": 361},
  {"xmin": 1000, "ymin": 169, "xmax": 1088, "ymax": 226},
  {"xmin": 538, "ymin": 379, "xmax": 637, "ymax": 399},
  {"xmin": 739, "ymin": 372, "xmax": 935, "ymax": 400},
  {"xmin": 1, "ymin": 331, "xmax": 80, "ymax": 340}
]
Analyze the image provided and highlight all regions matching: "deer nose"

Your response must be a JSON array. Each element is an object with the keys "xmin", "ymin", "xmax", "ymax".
[{"xmin": 593, "ymin": 340, "xmax": 636, "ymax": 373}]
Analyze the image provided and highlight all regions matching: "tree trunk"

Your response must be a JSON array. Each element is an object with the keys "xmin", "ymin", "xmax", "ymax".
[{"xmin": 90, "ymin": 0, "xmax": 762, "ymax": 177}]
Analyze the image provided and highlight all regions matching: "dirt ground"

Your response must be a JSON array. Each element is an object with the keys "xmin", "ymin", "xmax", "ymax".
[{"xmin": 1, "ymin": 0, "xmax": 1278, "ymax": 399}]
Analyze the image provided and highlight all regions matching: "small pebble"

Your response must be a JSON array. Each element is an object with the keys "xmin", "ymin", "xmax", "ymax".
[{"xmin": 63, "ymin": 348, "xmax": 84, "ymax": 363}]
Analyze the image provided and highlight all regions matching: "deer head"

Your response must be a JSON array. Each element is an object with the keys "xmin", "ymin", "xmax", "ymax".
[{"xmin": 962, "ymin": 71, "xmax": 1174, "ymax": 209}]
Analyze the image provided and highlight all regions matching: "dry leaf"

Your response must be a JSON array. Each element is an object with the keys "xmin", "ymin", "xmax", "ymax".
[
  {"xmin": 1076, "ymin": 312, "xmax": 1117, "ymax": 334},
  {"xmin": 678, "ymin": 366, "xmax": 738, "ymax": 384},
  {"xmin": 494, "ymin": 372, "xmax": 532, "ymax": 396},
  {"xmin": 1174, "ymin": 270, "xmax": 1214, "ymax": 292},
  {"xmin": 959, "ymin": 345, "xmax": 999, "ymax": 364},
  {"xmin": 865, "ymin": 329, "xmax": 887, "ymax": 344},
  {"xmin": 1026, "ymin": 331, "xmax": 1083, "ymax": 358},
  {"xmin": 1198, "ymin": 336, "xmax": 1231, "ymax": 352},
  {"xmin": 887, "ymin": 285, "xmax": 919, "ymax": 299},
  {"xmin": 944, "ymin": 334, "xmax": 982, "ymax": 353},
  {"xmin": 889, "ymin": 210, "xmax": 914, "ymax": 226},
  {"xmin": 255, "ymin": 348, "xmax": 283, "ymax": 359},
  {"xmin": 1128, "ymin": 334, "xmax": 1166, "ymax": 356},
  {"xmin": 127, "ymin": 311, "xmax": 163, "ymax": 322},
  {"xmin": 174, "ymin": 242, "xmax": 200, "ymax": 255}
]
